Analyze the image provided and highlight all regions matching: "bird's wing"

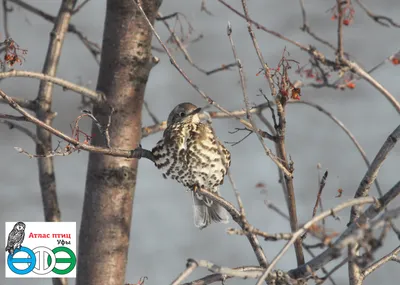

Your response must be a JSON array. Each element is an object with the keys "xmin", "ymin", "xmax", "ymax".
[
  {"xmin": 20, "ymin": 231, "xmax": 25, "ymax": 244},
  {"xmin": 218, "ymin": 141, "xmax": 231, "ymax": 168},
  {"xmin": 13, "ymin": 231, "xmax": 23, "ymax": 243},
  {"xmin": 201, "ymin": 123, "xmax": 231, "ymax": 168},
  {"xmin": 6, "ymin": 229, "xmax": 17, "ymax": 247}
]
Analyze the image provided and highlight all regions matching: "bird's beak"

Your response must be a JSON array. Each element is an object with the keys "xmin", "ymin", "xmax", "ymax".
[{"xmin": 189, "ymin": 107, "xmax": 202, "ymax": 116}]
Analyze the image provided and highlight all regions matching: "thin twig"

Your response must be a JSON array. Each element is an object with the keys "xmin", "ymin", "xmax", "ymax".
[
  {"xmin": 362, "ymin": 246, "xmax": 400, "ymax": 278},
  {"xmin": 355, "ymin": 0, "xmax": 400, "ymax": 28},
  {"xmin": 0, "ymin": 119, "xmax": 42, "ymax": 144},
  {"xmin": 0, "ymin": 113, "xmax": 27, "ymax": 121},
  {"xmin": 298, "ymin": 0, "xmax": 336, "ymax": 50},
  {"xmin": 218, "ymin": 0, "xmax": 307, "ymax": 51},
  {"xmin": 312, "ymin": 170, "xmax": 328, "ymax": 218},
  {"xmin": 0, "ymin": 96, "xmax": 36, "ymax": 110},
  {"xmin": 157, "ymin": 12, "xmax": 237, "ymax": 76},
  {"xmin": 72, "ymin": 0, "xmax": 90, "ymax": 14},
  {"xmin": 227, "ymin": 227, "xmax": 292, "ymax": 241},
  {"xmin": 305, "ymin": 248, "xmax": 340, "ymax": 285},
  {"xmin": 316, "ymin": 258, "xmax": 348, "ymax": 285},
  {"xmin": 200, "ymin": 0, "xmax": 213, "ymax": 16},
  {"xmin": 264, "ymin": 200, "xmax": 289, "ymax": 220},
  {"xmin": 2, "ymin": 0, "xmax": 11, "ymax": 39},
  {"xmin": 143, "ymin": 100, "xmax": 159, "ymax": 124},
  {"xmin": 76, "ymin": 110, "xmax": 112, "ymax": 148}
]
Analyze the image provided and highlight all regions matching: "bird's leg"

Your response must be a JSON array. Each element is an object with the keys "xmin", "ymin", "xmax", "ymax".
[
  {"xmin": 193, "ymin": 185, "xmax": 198, "ymax": 192},
  {"xmin": 129, "ymin": 144, "xmax": 156, "ymax": 163}
]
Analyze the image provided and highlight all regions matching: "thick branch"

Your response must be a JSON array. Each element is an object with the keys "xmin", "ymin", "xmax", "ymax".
[
  {"xmin": 0, "ymin": 70, "xmax": 104, "ymax": 102},
  {"xmin": 0, "ymin": 88, "xmax": 155, "ymax": 160},
  {"xmin": 32, "ymin": 2, "xmax": 78, "ymax": 285},
  {"xmin": 350, "ymin": 124, "xmax": 400, "ymax": 222}
]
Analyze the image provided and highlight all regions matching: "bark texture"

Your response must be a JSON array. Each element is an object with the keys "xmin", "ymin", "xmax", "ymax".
[
  {"xmin": 77, "ymin": 1, "xmax": 159, "ymax": 284},
  {"xmin": 35, "ymin": 1, "xmax": 78, "ymax": 285}
]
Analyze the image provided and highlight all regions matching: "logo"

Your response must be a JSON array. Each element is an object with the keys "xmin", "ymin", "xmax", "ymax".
[{"xmin": 5, "ymin": 222, "xmax": 76, "ymax": 278}]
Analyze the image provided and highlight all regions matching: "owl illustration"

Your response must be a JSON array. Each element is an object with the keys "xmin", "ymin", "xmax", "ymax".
[{"xmin": 5, "ymin": 222, "xmax": 26, "ymax": 255}]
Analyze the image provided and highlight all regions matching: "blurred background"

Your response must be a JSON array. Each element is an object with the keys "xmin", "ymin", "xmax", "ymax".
[{"xmin": 0, "ymin": 0, "xmax": 399, "ymax": 284}]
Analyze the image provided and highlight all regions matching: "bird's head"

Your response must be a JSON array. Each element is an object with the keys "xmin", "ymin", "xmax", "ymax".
[
  {"xmin": 167, "ymin": 102, "xmax": 202, "ymax": 126},
  {"xmin": 14, "ymin": 222, "xmax": 26, "ymax": 231}
]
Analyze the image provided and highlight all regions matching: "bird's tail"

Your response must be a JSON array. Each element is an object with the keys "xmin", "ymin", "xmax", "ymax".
[
  {"xmin": 192, "ymin": 191, "xmax": 229, "ymax": 229},
  {"xmin": 5, "ymin": 245, "xmax": 13, "ymax": 255}
]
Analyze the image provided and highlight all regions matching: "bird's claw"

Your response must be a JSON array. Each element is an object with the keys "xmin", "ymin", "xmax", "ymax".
[{"xmin": 130, "ymin": 144, "xmax": 144, "ymax": 159}]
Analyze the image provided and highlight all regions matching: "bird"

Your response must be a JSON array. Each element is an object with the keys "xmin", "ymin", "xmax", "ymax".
[
  {"xmin": 152, "ymin": 102, "xmax": 231, "ymax": 229},
  {"xmin": 5, "ymin": 221, "xmax": 26, "ymax": 255}
]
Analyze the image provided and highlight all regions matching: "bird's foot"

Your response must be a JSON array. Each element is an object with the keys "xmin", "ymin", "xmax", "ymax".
[{"xmin": 129, "ymin": 145, "xmax": 156, "ymax": 163}]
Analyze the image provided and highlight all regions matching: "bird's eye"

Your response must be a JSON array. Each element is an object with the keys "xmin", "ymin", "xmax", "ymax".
[{"xmin": 179, "ymin": 112, "xmax": 185, "ymax": 117}]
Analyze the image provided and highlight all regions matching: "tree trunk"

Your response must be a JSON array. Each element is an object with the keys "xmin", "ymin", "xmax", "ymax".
[{"xmin": 76, "ymin": 1, "xmax": 159, "ymax": 284}]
